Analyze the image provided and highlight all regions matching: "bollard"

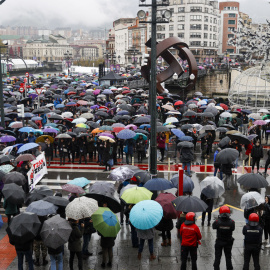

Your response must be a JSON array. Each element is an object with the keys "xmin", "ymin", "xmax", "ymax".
[
  {"xmin": 205, "ymin": 159, "xmax": 207, "ymax": 172},
  {"xmin": 248, "ymin": 154, "xmax": 251, "ymax": 167},
  {"xmin": 168, "ymin": 158, "xmax": 170, "ymax": 180},
  {"xmin": 178, "ymin": 167, "xmax": 184, "ymax": 196},
  {"xmin": 242, "ymin": 160, "xmax": 245, "ymax": 174},
  {"xmin": 132, "ymin": 156, "xmax": 134, "ymax": 166}
]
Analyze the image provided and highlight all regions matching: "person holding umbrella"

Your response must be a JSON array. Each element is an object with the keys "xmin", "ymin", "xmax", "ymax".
[
  {"xmin": 136, "ymin": 135, "xmax": 146, "ymax": 163},
  {"xmin": 200, "ymin": 191, "xmax": 214, "ymax": 227},
  {"xmin": 179, "ymin": 212, "xmax": 202, "ymax": 270},
  {"xmin": 45, "ymin": 138, "xmax": 54, "ymax": 166},
  {"xmin": 212, "ymin": 206, "xmax": 235, "ymax": 270},
  {"xmin": 157, "ymin": 132, "xmax": 166, "ymax": 162},
  {"xmin": 179, "ymin": 144, "xmax": 194, "ymax": 177},
  {"xmin": 58, "ymin": 138, "xmax": 67, "ymax": 165},
  {"xmin": 264, "ymin": 195, "xmax": 270, "ymax": 247},
  {"xmin": 251, "ymin": 140, "xmax": 263, "ymax": 173},
  {"xmin": 3, "ymin": 197, "xmax": 18, "ymax": 225}
]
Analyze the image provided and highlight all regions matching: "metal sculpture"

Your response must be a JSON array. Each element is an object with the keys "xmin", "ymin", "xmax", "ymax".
[{"xmin": 141, "ymin": 36, "xmax": 198, "ymax": 94}]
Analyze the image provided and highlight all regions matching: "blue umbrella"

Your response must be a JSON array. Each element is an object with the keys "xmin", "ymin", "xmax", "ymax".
[
  {"xmin": 130, "ymin": 200, "xmax": 163, "ymax": 230},
  {"xmin": 133, "ymin": 133, "xmax": 148, "ymax": 140},
  {"xmin": 24, "ymin": 113, "xmax": 34, "ymax": 118},
  {"xmin": 55, "ymin": 104, "xmax": 65, "ymax": 109},
  {"xmin": 17, "ymin": 143, "xmax": 39, "ymax": 154},
  {"xmin": 64, "ymin": 90, "xmax": 70, "ymax": 94},
  {"xmin": 92, "ymin": 82, "xmax": 99, "ymax": 86},
  {"xmin": 18, "ymin": 127, "xmax": 36, "ymax": 133},
  {"xmin": 66, "ymin": 102, "xmax": 76, "ymax": 106},
  {"xmin": 0, "ymin": 215, "xmax": 3, "ymax": 229},
  {"xmin": 179, "ymin": 136, "xmax": 193, "ymax": 142},
  {"xmin": 67, "ymin": 177, "xmax": 91, "ymax": 188},
  {"xmin": 139, "ymin": 124, "xmax": 151, "ymax": 129},
  {"xmin": 103, "ymin": 89, "xmax": 113, "ymax": 95},
  {"xmin": 44, "ymin": 123, "xmax": 57, "ymax": 128},
  {"xmin": 171, "ymin": 129, "xmax": 185, "ymax": 138},
  {"xmin": 242, "ymin": 109, "xmax": 252, "ymax": 114},
  {"xmin": 117, "ymin": 110, "xmax": 130, "ymax": 116},
  {"xmin": 170, "ymin": 174, "xmax": 194, "ymax": 192},
  {"xmin": 4, "ymin": 103, "xmax": 12, "ymax": 107},
  {"xmin": 116, "ymin": 129, "xmax": 136, "ymax": 140},
  {"xmin": 144, "ymin": 178, "xmax": 174, "ymax": 191},
  {"xmin": 31, "ymin": 117, "xmax": 43, "ymax": 121},
  {"xmin": 12, "ymin": 143, "xmax": 24, "ymax": 150},
  {"xmin": 26, "ymin": 200, "xmax": 58, "ymax": 216}
]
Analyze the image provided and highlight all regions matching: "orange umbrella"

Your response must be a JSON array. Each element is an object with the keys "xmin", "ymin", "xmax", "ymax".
[{"xmin": 91, "ymin": 128, "xmax": 102, "ymax": 134}]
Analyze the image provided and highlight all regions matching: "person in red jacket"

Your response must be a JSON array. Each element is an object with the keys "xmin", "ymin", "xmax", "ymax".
[{"xmin": 180, "ymin": 212, "xmax": 202, "ymax": 270}]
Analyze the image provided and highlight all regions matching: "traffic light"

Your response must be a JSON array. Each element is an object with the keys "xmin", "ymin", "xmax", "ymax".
[{"xmin": 17, "ymin": 104, "xmax": 25, "ymax": 118}]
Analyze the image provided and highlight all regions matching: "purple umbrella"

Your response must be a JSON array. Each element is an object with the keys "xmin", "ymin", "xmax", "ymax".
[
  {"xmin": 117, "ymin": 110, "xmax": 130, "ymax": 116},
  {"xmin": 29, "ymin": 94, "xmax": 38, "ymax": 99},
  {"xmin": 98, "ymin": 133, "xmax": 115, "ymax": 139},
  {"xmin": 43, "ymin": 128, "xmax": 59, "ymax": 134},
  {"xmin": 51, "ymin": 85, "xmax": 58, "ymax": 89},
  {"xmin": 254, "ymin": 120, "xmax": 266, "ymax": 126},
  {"xmin": 0, "ymin": 135, "xmax": 16, "ymax": 143},
  {"xmin": 93, "ymin": 89, "xmax": 101, "ymax": 95},
  {"xmin": 61, "ymin": 184, "xmax": 85, "ymax": 194},
  {"xmin": 103, "ymin": 89, "xmax": 113, "ymax": 95},
  {"xmin": 90, "ymin": 105, "xmax": 99, "ymax": 109}
]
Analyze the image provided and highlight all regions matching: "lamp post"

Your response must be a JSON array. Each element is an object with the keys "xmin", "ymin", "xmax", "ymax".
[
  {"xmin": 173, "ymin": 73, "xmax": 195, "ymax": 101},
  {"xmin": 127, "ymin": 46, "xmax": 139, "ymax": 68},
  {"xmin": 64, "ymin": 50, "xmax": 72, "ymax": 75},
  {"xmin": 138, "ymin": 0, "xmax": 171, "ymax": 176}
]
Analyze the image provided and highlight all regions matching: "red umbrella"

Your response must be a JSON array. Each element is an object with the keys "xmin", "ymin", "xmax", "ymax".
[
  {"xmin": 155, "ymin": 192, "xmax": 178, "ymax": 219},
  {"xmin": 122, "ymin": 90, "xmax": 131, "ymax": 94},
  {"xmin": 133, "ymin": 103, "xmax": 141, "ymax": 107},
  {"xmin": 219, "ymin": 103, "xmax": 228, "ymax": 110},
  {"xmin": 157, "ymin": 96, "xmax": 164, "ymax": 100},
  {"xmin": 174, "ymin": 100, "xmax": 184, "ymax": 106},
  {"xmin": 113, "ymin": 127, "xmax": 125, "ymax": 133},
  {"xmin": 67, "ymin": 91, "xmax": 76, "ymax": 95},
  {"xmin": 123, "ymin": 86, "xmax": 129, "ymax": 89},
  {"xmin": 79, "ymin": 93, "xmax": 86, "ymax": 97}
]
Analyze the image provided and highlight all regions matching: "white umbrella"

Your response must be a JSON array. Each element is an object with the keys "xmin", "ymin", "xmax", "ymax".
[
  {"xmin": 240, "ymin": 192, "xmax": 264, "ymax": 209},
  {"xmin": 249, "ymin": 113, "xmax": 261, "ymax": 120},
  {"xmin": 200, "ymin": 176, "xmax": 225, "ymax": 198},
  {"xmin": 65, "ymin": 197, "xmax": 98, "ymax": 220},
  {"xmin": 80, "ymin": 113, "xmax": 94, "ymax": 119},
  {"xmin": 162, "ymin": 104, "xmax": 175, "ymax": 111},
  {"xmin": 62, "ymin": 112, "xmax": 73, "ymax": 118},
  {"xmin": 215, "ymin": 106, "xmax": 224, "ymax": 110},
  {"xmin": 258, "ymin": 108, "xmax": 269, "ymax": 113},
  {"xmin": 165, "ymin": 117, "xmax": 179, "ymax": 123},
  {"xmin": 72, "ymin": 118, "xmax": 87, "ymax": 124},
  {"xmin": 220, "ymin": 112, "xmax": 232, "ymax": 118}
]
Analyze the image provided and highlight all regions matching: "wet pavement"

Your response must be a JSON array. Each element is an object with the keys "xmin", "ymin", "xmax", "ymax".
[{"xmin": 2, "ymin": 142, "xmax": 270, "ymax": 269}]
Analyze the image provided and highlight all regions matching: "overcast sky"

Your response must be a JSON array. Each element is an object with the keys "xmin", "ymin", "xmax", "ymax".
[{"xmin": 0, "ymin": 0, "xmax": 269, "ymax": 30}]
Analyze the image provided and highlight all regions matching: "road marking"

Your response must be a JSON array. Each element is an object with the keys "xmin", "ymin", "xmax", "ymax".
[
  {"xmin": 197, "ymin": 206, "xmax": 221, "ymax": 220},
  {"xmin": 225, "ymin": 204, "xmax": 244, "ymax": 212}
]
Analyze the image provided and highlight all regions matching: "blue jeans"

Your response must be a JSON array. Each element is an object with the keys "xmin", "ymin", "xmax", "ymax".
[
  {"xmin": 50, "ymin": 252, "xmax": 63, "ymax": 270},
  {"xmin": 182, "ymin": 162, "xmax": 191, "ymax": 175},
  {"xmin": 234, "ymin": 157, "xmax": 239, "ymax": 169},
  {"xmin": 17, "ymin": 250, "xmax": 34, "ymax": 270},
  {"xmin": 82, "ymin": 234, "xmax": 91, "ymax": 254},
  {"xmin": 138, "ymin": 238, "xmax": 153, "ymax": 254},
  {"xmin": 214, "ymin": 167, "xmax": 223, "ymax": 180}
]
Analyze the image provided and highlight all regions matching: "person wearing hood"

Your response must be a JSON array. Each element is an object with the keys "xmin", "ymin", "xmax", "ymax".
[
  {"xmin": 212, "ymin": 206, "xmax": 235, "ymax": 270},
  {"xmin": 136, "ymin": 135, "xmax": 146, "ymax": 163},
  {"xmin": 263, "ymin": 195, "xmax": 270, "ymax": 247},
  {"xmin": 251, "ymin": 140, "xmax": 263, "ymax": 173}
]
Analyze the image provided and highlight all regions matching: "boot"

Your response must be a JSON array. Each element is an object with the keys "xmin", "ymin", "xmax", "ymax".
[
  {"xmin": 149, "ymin": 254, "xmax": 156, "ymax": 261},
  {"xmin": 42, "ymin": 257, "xmax": 48, "ymax": 266},
  {"xmin": 161, "ymin": 239, "xmax": 167, "ymax": 247},
  {"xmin": 137, "ymin": 253, "xmax": 142, "ymax": 260},
  {"xmin": 34, "ymin": 258, "xmax": 40, "ymax": 266},
  {"xmin": 168, "ymin": 239, "xmax": 171, "ymax": 246}
]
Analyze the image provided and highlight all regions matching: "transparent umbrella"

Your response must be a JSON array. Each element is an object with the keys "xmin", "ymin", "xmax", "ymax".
[
  {"xmin": 240, "ymin": 192, "xmax": 264, "ymax": 209},
  {"xmin": 200, "ymin": 176, "xmax": 225, "ymax": 198}
]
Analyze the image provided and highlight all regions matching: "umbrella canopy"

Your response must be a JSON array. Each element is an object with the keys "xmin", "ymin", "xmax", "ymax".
[
  {"xmin": 26, "ymin": 200, "xmax": 58, "ymax": 216},
  {"xmin": 109, "ymin": 167, "xmax": 135, "ymax": 181},
  {"xmin": 65, "ymin": 197, "xmax": 98, "ymax": 220},
  {"xmin": 88, "ymin": 181, "xmax": 115, "ymax": 197},
  {"xmin": 15, "ymin": 154, "xmax": 35, "ymax": 162},
  {"xmin": 92, "ymin": 207, "xmax": 121, "ymax": 237},
  {"xmin": 227, "ymin": 133, "xmax": 250, "ymax": 145},
  {"xmin": 121, "ymin": 187, "xmax": 152, "ymax": 204},
  {"xmin": 36, "ymin": 135, "xmax": 54, "ymax": 144},
  {"xmin": 177, "ymin": 141, "xmax": 194, "ymax": 148},
  {"xmin": 2, "ymin": 183, "xmax": 25, "ymax": 204},
  {"xmin": 155, "ymin": 193, "xmax": 178, "ymax": 219},
  {"xmin": 2, "ymin": 172, "xmax": 26, "ymax": 186},
  {"xmin": 134, "ymin": 170, "xmax": 152, "ymax": 184},
  {"xmin": 200, "ymin": 176, "xmax": 225, "ymax": 198},
  {"xmin": 130, "ymin": 200, "xmax": 163, "ymax": 230},
  {"xmin": 17, "ymin": 143, "xmax": 39, "ymax": 154},
  {"xmin": 34, "ymin": 186, "xmax": 54, "ymax": 197},
  {"xmin": 237, "ymin": 173, "xmax": 269, "ymax": 189},
  {"xmin": 0, "ymin": 135, "xmax": 16, "ymax": 143},
  {"xmin": 170, "ymin": 174, "xmax": 194, "ymax": 193},
  {"xmin": 55, "ymin": 133, "xmax": 72, "ymax": 139},
  {"xmin": 218, "ymin": 136, "xmax": 231, "ymax": 148},
  {"xmin": 61, "ymin": 184, "xmax": 85, "ymax": 194},
  {"xmin": 67, "ymin": 177, "xmax": 90, "ymax": 188},
  {"xmin": 6, "ymin": 212, "xmax": 41, "ymax": 244},
  {"xmin": 116, "ymin": 129, "xmax": 136, "ymax": 140},
  {"xmin": 43, "ymin": 196, "xmax": 69, "ymax": 207},
  {"xmin": 215, "ymin": 148, "xmax": 239, "ymax": 164},
  {"xmin": 172, "ymin": 195, "xmax": 208, "ymax": 212},
  {"xmin": 240, "ymin": 192, "xmax": 264, "ymax": 209},
  {"xmin": 171, "ymin": 129, "xmax": 185, "ymax": 138},
  {"xmin": 179, "ymin": 136, "xmax": 193, "ymax": 142},
  {"xmin": 41, "ymin": 215, "xmax": 72, "ymax": 249},
  {"xmin": 144, "ymin": 178, "xmax": 174, "ymax": 191}
]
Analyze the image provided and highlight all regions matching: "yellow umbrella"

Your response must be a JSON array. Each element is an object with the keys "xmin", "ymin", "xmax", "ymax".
[
  {"xmin": 226, "ymin": 130, "xmax": 239, "ymax": 135},
  {"xmin": 36, "ymin": 135, "xmax": 54, "ymax": 143},
  {"xmin": 99, "ymin": 136, "xmax": 115, "ymax": 143},
  {"xmin": 91, "ymin": 128, "xmax": 102, "ymax": 134}
]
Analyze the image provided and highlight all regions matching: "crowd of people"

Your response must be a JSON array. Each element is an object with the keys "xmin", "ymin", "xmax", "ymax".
[{"xmin": 1, "ymin": 73, "xmax": 270, "ymax": 269}]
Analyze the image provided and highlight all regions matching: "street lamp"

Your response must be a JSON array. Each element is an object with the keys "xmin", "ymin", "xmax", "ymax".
[
  {"xmin": 64, "ymin": 50, "xmax": 72, "ymax": 75},
  {"xmin": 138, "ymin": 0, "xmax": 171, "ymax": 176},
  {"xmin": 173, "ymin": 73, "xmax": 195, "ymax": 101}
]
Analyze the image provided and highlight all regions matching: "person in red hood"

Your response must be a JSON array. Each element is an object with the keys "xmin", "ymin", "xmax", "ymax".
[{"xmin": 180, "ymin": 212, "xmax": 202, "ymax": 270}]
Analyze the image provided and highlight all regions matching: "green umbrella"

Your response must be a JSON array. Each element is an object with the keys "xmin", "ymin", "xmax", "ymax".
[
  {"xmin": 0, "ymin": 164, "xmax": 14, "ymax": 174},
  {"xmin": 121, "ymin": 187, "xmax": 153, "ymax": 204},
  {"xmin": 92, "ymin": 207, "xmax": 120, "ymax": 237}
]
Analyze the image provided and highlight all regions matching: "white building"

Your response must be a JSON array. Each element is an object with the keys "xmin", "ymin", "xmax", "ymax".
[{"xmin": 149, "ymin": 0, "xmax": 220, "ymax": 63}]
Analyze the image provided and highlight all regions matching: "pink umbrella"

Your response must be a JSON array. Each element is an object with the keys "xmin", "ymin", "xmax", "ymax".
[
  {"xmin": 61, "ymin": 184, "xmax": 85, "ymax": 194},
  {"xmin": 248, "ymin": 125, "xmax": 257, "ymax": 132},
  {"xmin": 77, "ymin": 100, "xmax": 88, "ymax": 106},
  {"xmin": 254, "ymin": 120, "xmax": 267, "ymax": 126},
  {"xmin": 98, "ymin": 133, "xmax": 115, "ymax": 138},
  {"xmin": 93, "ymin": 89, "xmax": 101, "ymax": 95},
  {"xmin": 125, "ymin": 124, "xmax": 137, "ymax": 131}
]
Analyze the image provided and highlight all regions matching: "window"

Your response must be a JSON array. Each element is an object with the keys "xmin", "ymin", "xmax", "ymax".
[
  {"xmin": 210, "ymin": 17, "xmax": 212, "ymax": 23},
  {"xmin": 228, "ymin": 27, "xmax": 235, "ymax": 32},
  {"xmin": 157, "ymin": 25, "xmax": 165, "ymax": 31},
  {"xmin": 209, "ymin": 42, "xmax": 212, "ymax": 47},
  {"xmin": 178, "ymin": 16, "xmax": 185, "ymax": 21},
  {"xmin": 178, "ymin": 33, "xmax": 185, "ymax": 38},
  {"xmin": 210, "ymin": 25, "xmax": 212, "ymax": 31},
  {"xmin": 228, "ymin": 34, "xmax": 234, "ymax": 38},
  {"xmin": 169, "ymin": 33, "xmax": 174, "ymax": 37},
  {"xmin": 169, "ymin": 25, "xmax": 174, "ymax": 31},
  {"xmin": 190, "ymin": 24, "xmax": 201, "ymax": 30},
  {"xmin": 204, "ymin": 24, "xmax": 208, "ymax": 30},
  {"xmin": 170, "ymin": 8, "xmax": 174, "ymax": 13},
  {"xmin": 204, "ymin": 41, "xmax": 207, "ymax": 46},
  {"xmin": 213, "ymin": 34, "xmax": 217, "ymax": 40},
  {"xmin": 229, "ymin": 13, "xmax": 236, "ymax": 17},
  {"xmin": 190, "ymin": 32, "xmax": 201, "ymax": 38},
  {"xmin": 190, "ymin": 15, "xmax": 202, "ymax": 21},
  {"xmin": 204, "ymin": 33, "xmax": 208, "ymax": 38},
  {"xmin": 178, "ymin": 7, "xmax": 185, "ymax": 13},
  {"xmin": 205, "ymin": 7, "xmax": 208, "ymax": 13},
  {"xmin": 213, "ymin": 18, "xmax": 217, "ymax": 24},
  {"xmin": 204, "ymin": 16, "xmax": 208, "ymax": 22},
  {"xmin": 210, "ymin": 34, "xmax": 212, "ymax": 39},
  {"xmin": 227, "ymin": 49, "xmax": 234, "ymax": 53},
  {"xmin": 228, "ymin": 20, "xmax": 235, "ymax": 25},
  {"xmin": 190, "ymin": 6, "xmax": 202, "ymax": 12},
  {"xmin": 213, "ymin": 26, "xmax": 217, "ymax": 32},
  {"xmin": 178, "ymin": 24, "xmax": 185, "ymax": 30},
  {"xmin": 190, "ymin": 41, "xmax": 201, "ymax": 46},
  {"xmin": 213, "ymin": 42, "xmax": 216, "ymax": 47},
  {"xmin": 157, "ymin": 33, "xmax": 165, "ymax": 39}
]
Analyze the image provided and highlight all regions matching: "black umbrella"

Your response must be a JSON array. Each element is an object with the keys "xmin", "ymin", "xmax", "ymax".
[
  {"xmin": 227, "ymin": 133, "xmax": 250, "ymax": 145},
  {"xmin": 48, "ymin": 115, "xmax": 63, "ymax": 121},
  {"xmin": 183, "ymin": 111, "xmax": 197, "ymax": 117},
  {"xmin": 237, "ymin": 173, "xmax": 269, "ymax": 189},
  {"xmin": 6, "ymin": 212, "xmax": 41, "ymax": 244},
  {"xmin": 74, "ymin": 127, "xmax": 87, "ymax": 134},
  {"xmin": 181, "ymin": 124, "xmax": 193, "ymax": 130},
  {"xmin": 171, "ymin": 195, "xmax": 208, "ymax": 212},
  {"xmin": 87, "ymin": 121, "xmax": 99, "ymax": 129},
  {"xmin": 180, "ymin": 118, "xmax": 190, "ymax": 123},
  {"xmin": 43, "ymin": 196, "xmax": 69, "ymax": 207},
  {"xmin": 177, "ymin": 141, "xmax": 194, "ymax": 148},
  {"xmin": 67, "ymin": 132, "xmax": 77, "ymax": 137},
  {"xmin": 216, "ymin": 127, "xmax": 228, "ymax": 133},
  {"xmin": 135, "ymin": 129, "xmax": 149, "ymax": 135},
  {"xmin": 221, "ymin": 124, "xmax": 235, "ymax": 130},
  {"xmin": 2, "ymin": 172, "xmax": 26, "ymax": 186},
  {"xmin": 25, "ymin": 191, "xmax": 45, "ymax": 206},
  {"xmin": 201, "ymin": 112, "xmax": 215, "ymax": 118},
  {"xmin": 0, "ymin": 170, "xmax": 6, "ymax": 181},
  {"xmin": 156, "ymin": 126, "xmax": 170, "ymax": 133},
  {"xmin": 198, "ymin": 133, "xmax": 207, "ymax": 140},
  {"xmin": 218, "ymin": 136, "xmax": 231, "ymax": 148},
  {"xmin": 133, "ymin": 117, "xmax": 151, "ymax": 124},
  {"xmin": 35, "ymin": 186, "xmax": 54, "ymax": 197},
  {"xmin": 134, "ymin": 170, "xmax": 152, "ymax": 184},
  {"xmin": 2, "ymin": 183, "xmax": 25, "ymax": 204},
  {"xmin": 95, "ymin": 111, "xmax": 109, "ymax": 118},
  {"xmin": 215, "ymin": 148, "xmax": 239, "ymax": 164},
  {"xmin": 85, "ymin": 193, "xmax": 121, "ymax": 213},
  {"xmin": 0, "ymin": 155, "xmax": 11, "ymax": 164}
]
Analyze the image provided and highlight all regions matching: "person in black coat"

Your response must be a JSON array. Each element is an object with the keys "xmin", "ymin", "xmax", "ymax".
[
  {"xmin": 136, "ymin": 135, "xmax": 146, "ymax": 163},
  {"xmin": 78, "ymin": 138, "xmax": 87, "ymax": 164},
  {"xmin": 251, "ymin": 140, "xmax": 263, "ymax": 173},
  {"xmin": 200, "ymin": 192, "xmax": 214, "ymax": 226},
  {"xmin": 45, "ymin": 138, "xmax": 53, "ymax": 166},
  {"xmin": 221, "ymin": 163, "xmax": 234, "ymax": 190},
  {"xmin": 264, "ymin": 195, "xmax": 270, "ymax": 247},
  {"xmin": 70, "ymin": 137, "xmax": 78, "ymax": 163},
  {"xmin": 102, "ymin": 141, "xmax": 112, "ymax": 171},
  {"xmin": 98, "ymin": 231, "xmax": 116, "ymax": 268},
  {"xmin": 79, "ymin": 217, "xmax": 95, "ymax": 258},
  {"xmin": 58, "ymin": 139, "xmax": 67, "ymax": 165},
  {"xmin": 155, "ymin": 217, "xmax": 174, "ymax": 247}
]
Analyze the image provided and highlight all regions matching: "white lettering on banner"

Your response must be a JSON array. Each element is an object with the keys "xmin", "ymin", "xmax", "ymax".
[{"xmin": 27, "ymin": 152, "xmax": 48, "ymax": 191}]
